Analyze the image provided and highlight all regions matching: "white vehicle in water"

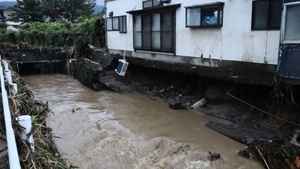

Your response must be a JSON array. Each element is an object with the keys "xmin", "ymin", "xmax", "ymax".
[{"xmin": 105, "ymin": 0, "xmax": 300, "ymax": 85}]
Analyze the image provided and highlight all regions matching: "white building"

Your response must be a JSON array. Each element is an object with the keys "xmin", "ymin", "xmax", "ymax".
[{"xmin": 105, "ymin": 0, "xmax": 300, "ymax": 85}]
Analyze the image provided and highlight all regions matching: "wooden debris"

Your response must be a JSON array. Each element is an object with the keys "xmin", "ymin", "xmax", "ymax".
[{"xmin": 239, "ymin": 142, "xmax": 300, "ymax": 169}]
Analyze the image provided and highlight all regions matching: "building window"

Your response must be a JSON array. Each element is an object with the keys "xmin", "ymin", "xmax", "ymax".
[
  {"xmin": 283, "ymin": 3, "xmax": 300, "ymax": 42},
  {"xmin": 143, "ymin": 0, "xmax": 161, "ymax": 9},
  {"xmin": 106, "ymin": 17, "xmax": 113, "ymax": 31},
  {"xmin": 252, "ymin": 0, "xmax": 282, "ymax": 30},
  {"xmin": 134, "ymin": 15, "xmax": 142, "ymax": 48},
  {"xmin": 107, "ymin": 16, "xmax": 127, "ymax": 33},
  {"xmin": 112, "ymin": 17, "xmax": 119, "ymax": 31},
  {"xmin": 133, "ymin": 10, "xmax": 175, "ymax": 53},
  {"xmin": 119, "ymin": 16, "xmax": 127, "ymax": 33},
  {"xmin": 186, "ymin": 3, "xmax": 224, "ymax": 28}
]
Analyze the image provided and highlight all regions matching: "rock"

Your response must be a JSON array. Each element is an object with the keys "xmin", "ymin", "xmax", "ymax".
[
  {"xmin": 208, "ymin": 152, "xmax": 221, "ymax": 161},
  {"xmin": 98, "ymin": 70, "xmax": 130, "ymax": 92},
  {"xmin": 191, "ymin": 98, "xmax": 207, "ymax": 109},
  {"xmin": 168, "ymin": 96, "xmax": 197, "ymax": 110},
  {"xmin": 168, "ymin": 97, "xmax": 186, "ymax": 110}
]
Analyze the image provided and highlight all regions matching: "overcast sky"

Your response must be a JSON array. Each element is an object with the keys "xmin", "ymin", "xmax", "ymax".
[{"xmin": 0, "ymin": 0, "xmax": 104, "ymax": 5}]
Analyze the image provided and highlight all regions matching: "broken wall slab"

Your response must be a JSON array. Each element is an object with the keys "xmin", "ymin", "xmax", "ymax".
[{"xmin": 68, "ymin": 58, "xmax": 105, "ymax": 90}]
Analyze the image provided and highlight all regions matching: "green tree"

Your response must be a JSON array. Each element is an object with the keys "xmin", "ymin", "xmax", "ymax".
[
  {"xmin": 14, "ymin": 0, "xmax": 96, "ymax": 22},
  {"xmin": 62, "ymin": 0, "xmax": 96, "ymax": 21},
  {"xmin": 41, "ymin": 0, "xmax": 65, "ymax": 21},
  {"xmin": 14, "ymin": 0, "xmax": 43, "ymax": 22}
]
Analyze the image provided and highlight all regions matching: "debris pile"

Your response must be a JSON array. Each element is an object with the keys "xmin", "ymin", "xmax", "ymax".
[{"xmin": 239, "ymin": 141, "xmax": 300, "ymax": 169}]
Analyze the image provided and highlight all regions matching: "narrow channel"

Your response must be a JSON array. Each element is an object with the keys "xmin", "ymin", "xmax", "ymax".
[{"xmin": 23, "ymin": 74, "xmax": 261, "ymax": 169}]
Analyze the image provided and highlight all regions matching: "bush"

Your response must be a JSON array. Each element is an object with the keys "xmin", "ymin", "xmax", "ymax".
[{"xmin": 0, "ymin": 16, "xmax": 105, "ymax": 48}]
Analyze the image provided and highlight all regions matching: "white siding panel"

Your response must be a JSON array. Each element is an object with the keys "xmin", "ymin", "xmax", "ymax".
[{"xmin": 106, "ymin": 0, "xmax": 280, "ymax": 65}]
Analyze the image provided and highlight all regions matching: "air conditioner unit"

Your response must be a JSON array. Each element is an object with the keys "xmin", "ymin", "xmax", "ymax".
[{"xmin": 115, "ymin": 59, "xmax": 129, "ymax": 76}]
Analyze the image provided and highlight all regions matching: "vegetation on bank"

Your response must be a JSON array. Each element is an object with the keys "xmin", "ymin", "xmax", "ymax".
[
  {"xmin": 0, "ymin": 17, "xmax": 105, "ymax": 48},
  {"xmin": 15, "ymin": 74, "xmax": 75, "ymax": 169},
  {"xmin": 0, "ymin": 0, "xmax": 105, "ymax": 48},
  {"xmin": 13, "ymin": 0, "xmax": 97, "ymax": 22}
]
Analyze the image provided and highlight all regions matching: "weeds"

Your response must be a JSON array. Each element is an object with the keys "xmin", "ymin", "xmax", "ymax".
[{"xmin": 14, "ymin": 75, "xmax": 75, "ymax": 169}]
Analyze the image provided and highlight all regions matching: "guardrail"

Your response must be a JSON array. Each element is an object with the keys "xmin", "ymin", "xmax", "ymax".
[{"xmin": 0, "ymin": 58, "xmax": 22, "ymax": 169}]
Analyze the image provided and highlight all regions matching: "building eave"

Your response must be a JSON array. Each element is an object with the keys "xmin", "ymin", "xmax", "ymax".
[{"xmin": 127, "ymin": 4, "xmax": 181, "ymax": 15}]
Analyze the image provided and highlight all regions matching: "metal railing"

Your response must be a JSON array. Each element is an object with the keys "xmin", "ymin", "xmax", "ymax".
[{"xmin": 0, "ymin": 58, "xmax": 21, "ymax": 169}]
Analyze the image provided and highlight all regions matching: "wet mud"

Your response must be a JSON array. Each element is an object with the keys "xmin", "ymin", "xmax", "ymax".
[{"xmin": 23, "ymin": 74, "xmax": 262, "ymax": 169}]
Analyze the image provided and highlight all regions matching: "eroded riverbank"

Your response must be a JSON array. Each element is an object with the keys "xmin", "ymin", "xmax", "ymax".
[{"xmin": 23, "ymin": 74, "xmax": 261, "ymax": 169}]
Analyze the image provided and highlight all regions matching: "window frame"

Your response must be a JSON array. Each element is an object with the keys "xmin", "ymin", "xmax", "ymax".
[
  {"xmin": 106, "ymin": 17, "xmax": 113, "ymax": 31},
  {"xmin": 107, "ymin": 16, "xmax": 127, "ymax": 33},
  {"xmin": 185, "ymin": 3, "xmax": 224, "ymax": 29},
  {"xmin": 133, "ymin": 10, "xmax": 176, "ymax": 53},
  {"xmin": 112, "ymin": 16, "xmax": 120, "ymax": 31},
  {"xmin": 133, "ymin": 15, "xmax": 142, "ymax": 49},
  {"xmin": 143, "ymin": 0, "xmax": 161, "ymax": 9},
  {"xmin": 119, "ymin": 15, "xmax": 127, "ymax": 33},
  {"xmin": 251, "ymin": 0, "xmax": 283, "ymax": 31},
  {"xmin": 281, "ymin": 1, "xmax": 300, "ymax": 44}
]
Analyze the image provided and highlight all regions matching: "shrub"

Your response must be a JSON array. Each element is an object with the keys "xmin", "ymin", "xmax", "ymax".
[{"xmin": 0, "ymin": 16, "xmax": 105, "ymax": 48}]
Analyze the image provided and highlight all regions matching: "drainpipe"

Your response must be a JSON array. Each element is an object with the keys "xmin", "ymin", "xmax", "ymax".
[{"xmin": 0, "ymin": 59, "xmax": 22, "ymax": 169}]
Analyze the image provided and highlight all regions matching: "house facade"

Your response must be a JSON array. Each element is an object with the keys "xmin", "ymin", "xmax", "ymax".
[{"xmin": 105, "ymin": 0, "xmax": 300, "ymax": 85}]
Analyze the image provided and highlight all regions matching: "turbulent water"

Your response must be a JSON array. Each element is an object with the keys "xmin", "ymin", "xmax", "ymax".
[{"xmin": 23, "ymin": 74, "xmax": 262, "ymax": 169}]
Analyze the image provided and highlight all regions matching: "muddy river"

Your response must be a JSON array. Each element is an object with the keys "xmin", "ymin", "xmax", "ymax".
[{"xmin": 23, "ymin": 74, "xmax": 262, "ymax": 169}]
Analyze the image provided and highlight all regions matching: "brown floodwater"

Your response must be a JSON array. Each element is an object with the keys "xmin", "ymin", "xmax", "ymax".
[{"xmin": 23, "ymin": 74, "xmax": 262, "ymax": 169}]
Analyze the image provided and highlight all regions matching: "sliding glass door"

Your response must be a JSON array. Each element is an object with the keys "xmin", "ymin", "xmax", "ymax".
[{"xmin": 133, "ymin": 10, "xmax": 175, "ymax": 53}]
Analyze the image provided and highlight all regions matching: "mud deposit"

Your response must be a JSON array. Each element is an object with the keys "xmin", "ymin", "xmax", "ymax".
[{"xmin": 23, "ymin": 74, "xmax": 261, "ymax": 169}]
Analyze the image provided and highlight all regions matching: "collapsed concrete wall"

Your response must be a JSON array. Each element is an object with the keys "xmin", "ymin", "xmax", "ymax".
[{"xmin": 68, "ymin": 58, "xmax": 105, "ymax": 90}]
